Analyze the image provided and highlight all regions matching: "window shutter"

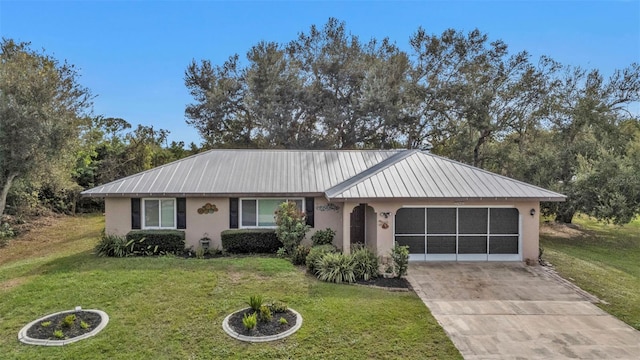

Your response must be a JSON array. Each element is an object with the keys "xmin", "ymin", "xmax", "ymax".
[
  {"xmin": 131, "ymin": 198, "xmax": 141, "ymax": 229},
  {"xmin": 177, "ymin": 198, "xmax": 187, "ymax": 229},
  {"xmin": 229, "ymin": 198, "xmax": 239, "ymax": 228},
  {"xmin": 305, "ymin": 197, "xmax": 314, "ymax": 228}
]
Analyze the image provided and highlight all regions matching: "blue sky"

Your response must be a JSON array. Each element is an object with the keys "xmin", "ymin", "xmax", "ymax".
[{"xmin": 1, "ymin": 0, "xmax": 639, "ymax": 145}]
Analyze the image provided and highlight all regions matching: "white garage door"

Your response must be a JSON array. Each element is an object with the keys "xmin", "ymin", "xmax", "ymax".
[{"xmin": 394, "ymin": 207, "xmax": 521, "ymax": 261}]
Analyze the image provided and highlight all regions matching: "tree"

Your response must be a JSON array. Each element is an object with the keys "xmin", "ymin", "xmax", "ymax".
[
  {"xmin": 542, "ymin": 65, "xmax": 640, "ymax": 223},
  {"xmin": 184, "ymin": 18, "xmax": 410, "ymax": 149},
  {"xmin": 0, "ymin": 39, "xmax": 92, "ymax": 218}
]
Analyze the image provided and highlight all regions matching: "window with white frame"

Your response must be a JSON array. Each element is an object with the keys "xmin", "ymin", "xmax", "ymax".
[
  {"xmin": 143, "ymin": 198, "xmax": 176, "ymax": 229},
  {"xmin": 240, "ymin": 198, "xmax": 303, "ymax": 228}
]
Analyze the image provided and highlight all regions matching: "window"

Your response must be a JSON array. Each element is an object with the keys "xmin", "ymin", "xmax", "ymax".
[
  {"xmin": 240, "ymin": 198, "xmax": 303, "ymax": 228},
  {"xmin": 143, "ymin": 199, "xmax": 176, "ymax": 229}
]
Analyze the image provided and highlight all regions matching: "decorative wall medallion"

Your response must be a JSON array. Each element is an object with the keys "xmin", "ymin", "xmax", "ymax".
[
  {"xmin": 197, "ymin": 203, "xmax": 218, "ymax": 214},
  {"xmin": 316, "ymin": 203, "xmax": 340, "ymax": 212},
  {"xmin": 378, "ymin": 220, "xmax": 389, "ymax": 229}
]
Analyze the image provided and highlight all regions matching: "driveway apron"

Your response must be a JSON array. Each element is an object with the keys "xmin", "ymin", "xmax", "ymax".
[{"xmin": 407, "ymin": 262, "xmax": 640, "ymax": 360}]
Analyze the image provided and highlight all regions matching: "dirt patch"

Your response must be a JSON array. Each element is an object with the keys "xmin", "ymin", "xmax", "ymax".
[
  {"xmin": 0, "ymin": 277, "xmax": 31, "ymax": 291},
  {"xmin": 540, "ymin": 222, "xmax": 590, "ymax": 239}
]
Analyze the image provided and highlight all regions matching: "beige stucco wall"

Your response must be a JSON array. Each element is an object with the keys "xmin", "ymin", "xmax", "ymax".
[
  {"xmin": 306, "ymin": 197, "xmax": 343, "ymax": 247},
  {"xmin": 184, "ymin": 198, "xmax": 230, "ymax": 250},
  {"xmin": 341, "ymin": 199, "xmax": 540, "ymax": 261},
  {"xmin": 104, "ymin": 196, "xmax": 541, "ymax": 261},
  {"xmin": 105, "ymin": 197, "xmax": 132, "ymax": 236}
]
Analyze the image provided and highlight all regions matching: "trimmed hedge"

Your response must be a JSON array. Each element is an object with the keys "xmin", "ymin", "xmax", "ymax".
[
  {"xmin": 126, "ymin": 230, "xmax": 185, "ymax": 255},
  {"xmin": 221, "ymin": 229, "xmax": 283, "ymax": 254}
]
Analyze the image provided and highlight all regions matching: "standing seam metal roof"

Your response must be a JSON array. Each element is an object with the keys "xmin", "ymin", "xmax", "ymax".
[{"xmin": 81, "ymin": 149, "xmax": 566, "ymax": 201}]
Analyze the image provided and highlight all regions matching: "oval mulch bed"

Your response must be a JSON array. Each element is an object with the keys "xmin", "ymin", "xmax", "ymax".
[
  {"xmin": 26, "ymin": 310, "xmax": 101, "ymax": 340},
  {"xmin": 227, "ymin": 308, "xmax": 297, "ymax": 337}
]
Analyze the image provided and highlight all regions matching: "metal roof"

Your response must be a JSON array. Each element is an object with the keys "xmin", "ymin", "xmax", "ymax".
[
  {"xmin": 81, "ymin": 149, "xmax": 566, "ymax": 201},
  {"xmin": 325, "ymin": 150, "xmax": 565, "ymax": 201}
]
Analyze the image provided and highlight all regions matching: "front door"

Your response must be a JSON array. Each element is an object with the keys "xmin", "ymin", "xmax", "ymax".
[{"xmin": 350, "ymin": 204, "xmax": 366, "ymax": 245}]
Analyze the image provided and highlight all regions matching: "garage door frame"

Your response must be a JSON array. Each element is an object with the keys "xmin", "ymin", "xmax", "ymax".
[{"xmin": 394, "ymin": 206, "xmax": 522, "ymax": 262}]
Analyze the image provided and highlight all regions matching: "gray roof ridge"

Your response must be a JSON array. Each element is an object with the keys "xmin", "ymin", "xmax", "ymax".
[
  {"xmin": 417, "ymin": 151, "xmax": 566, "ymax": 198},
  {"xmin": 325, "ymin": 149, "xmax": 418, "ymax": 198}
]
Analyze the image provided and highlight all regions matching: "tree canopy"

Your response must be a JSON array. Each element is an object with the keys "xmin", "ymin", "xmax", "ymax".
[{"xmin": 185, "ymin": 18, "xmax": 640, "ymax": 224}]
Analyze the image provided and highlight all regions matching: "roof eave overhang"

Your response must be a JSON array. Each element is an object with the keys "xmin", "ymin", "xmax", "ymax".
[
  {"xmin": 81, "ymin": 192, "xmax": 327, "ymax": 198},
  {"xmin": 323, "ymin": 195, "xmax": 567, "ymax": 203}
]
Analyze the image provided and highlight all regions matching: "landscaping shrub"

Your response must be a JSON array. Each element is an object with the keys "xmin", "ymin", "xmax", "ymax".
[
  {"xmin": 267, "ymin": 301, "xmax": 288, "ymax": 314},
  {"xmin": 242, "ymin": 312, "xmax": 257, "ymax": 330},
  {"xmin": 275, "ymin": 201, "xmax": 309, "ymax": 254},
  {"xmin": 126, "ymin": 230, "xmax": 185, "ymax": 255},
  {"xmin": 258, "ymin": 305, "xmax": 273, "ymax": 323},
  {"xmin": 0, "ymin": 222, "xmax": 15, "ymax": 247},
  {"xmin": 306, "ymin": 244, "xmax": 337, "ymax": 273},
  {"xmin": 221, "ymin": 229, "xmax": 282, "ymax": 253},
  {"xmin": 247, "ymin": 295, "xmax": 264, "ymax": 312},
  {"xmin": 352, "ymin": 245, "xmax": 379, "ymax": 281},
  {"xmin": 311, "ymin": 228, "xmax": 335, "ymax": 246},
  {"xmin": 95, "ymin": 233, "xmax": 130, "ymax": 257},
  {"xmin": 291, "ymin": 244, "xmax": 311, "ymax": 265},
  {"xmin": 315, "ymin": 252, "xmax": 356, "ymax": 284},
  {"xmin": 390, "ymin": 242, "xmax": 410, "ymax": 278}
]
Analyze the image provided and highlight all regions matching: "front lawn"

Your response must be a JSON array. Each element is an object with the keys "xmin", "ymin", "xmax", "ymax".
[
  {"xmin": 540, "ymin": 215, "xmax": 640, "ymax": 330},
  {"xmin": 0, "ymin": 214, "xmax": 461, "ymax": 359}
]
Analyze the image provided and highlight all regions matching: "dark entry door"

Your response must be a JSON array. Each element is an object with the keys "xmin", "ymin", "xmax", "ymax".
[{"xmin": 350, "ymin": 204, "xmax": 366, "ymax": 245}]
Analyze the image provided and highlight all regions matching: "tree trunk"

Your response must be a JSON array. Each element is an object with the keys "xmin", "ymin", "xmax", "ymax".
[
  {"xmin": 0, "ymin": 172, "xmax": 19, "ymax": 220},
  {"xmin": 555, "ymin": 209, "xmax": 575, "ymax": 224}
]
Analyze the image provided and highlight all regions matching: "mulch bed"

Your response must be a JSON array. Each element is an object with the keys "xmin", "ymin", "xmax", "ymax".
[
  {"xmin": 355, "ymin": 276, "xmax": 412, "ymax": 289},
  {"xmin": 228, "ymin": 308, "xmax": 297, "ymax": 337},
  {"xmin": 26, "ymin": 311, "xmax": 101, "ymax": 340}
]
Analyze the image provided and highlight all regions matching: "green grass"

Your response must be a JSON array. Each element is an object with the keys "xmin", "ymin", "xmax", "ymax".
[
  {"xmin": 0, "ymin": 214, "xmax": 460, "ymax": 359},
  {"xmin": 540, "ymin": 214, "xmax": 640, "ymax": 330}
]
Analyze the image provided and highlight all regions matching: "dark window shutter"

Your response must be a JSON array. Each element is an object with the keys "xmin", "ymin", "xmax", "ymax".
[
  {"xmin": 131, "ymin": 198, "xmax": 141, "ymax": 229},
  {"xmin": 177, "ymin": 198, "xmax": 187, "ymax": 229},
  {"xmin": 305, "ymin": 197, "xmax": 314, "ymax": 228},
  {"xmin": 229, "ymin": 198, "xmax": 239, "ymax": 228}
]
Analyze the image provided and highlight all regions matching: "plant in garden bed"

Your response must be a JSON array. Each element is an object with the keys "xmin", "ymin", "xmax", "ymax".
[
  {"xmin": 351, "ymin": 244, "xmax": 379, "ymax": 281},
  {"xmin": 275, "ymin": 202, "xmax": 310, "ymax": 255},
  {"xmin": 306, "ymin": 244, "xmax": 337, "ymax": 274},
  {"xmin": 389, "ymin": 242, "xmax": 409, "ymax": 278},
  {"xmin": 311, "ymin": 228, "xmax": 335, "ymax": 246},
  {"xmin": 315, "ymin": 252, "xmax": 356, "ymax": 284},
  {"xmin": 226, "ymin": 296, "xmax": 298, "ymax": 337}
]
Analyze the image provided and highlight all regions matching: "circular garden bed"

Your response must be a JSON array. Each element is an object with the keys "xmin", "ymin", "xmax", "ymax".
[
  {"xmin": 223, "ymin": 307, "xmax": 302, "ymax": 342},
  {"xmin": 18, "ymin": 308, "xmax": 109, "ymax": 346}
]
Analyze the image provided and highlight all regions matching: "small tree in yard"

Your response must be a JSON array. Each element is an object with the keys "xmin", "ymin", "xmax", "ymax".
[
  {"xmin": 390, "ymin": 242, "xmax": 409, "ymax": 278},
  {"xmin": 275, "ymin": 201, "xmax": 309, "ymax": 255}
]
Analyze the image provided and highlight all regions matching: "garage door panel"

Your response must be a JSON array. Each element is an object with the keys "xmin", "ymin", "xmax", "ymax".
[
  {"xmin": 395, "ymin": 208, "xmax": 425, "ymax": 234},
  {"xmin": 489, "ymin": 236, "xmax": 519, "ymax": 254},
  {"xmin": 458, "ymin": 208, "xmax": 488, "ymax": 234},
  {"xmin": 490, "ymin": 208, "xmax": 519, "ymax": 234},
  {"xmin": 426, "ymin": 236, "xmax": 456, "ymax": 254},
  {"xmin": 395, "ymin": 207, "xmax": 521, "ymax": 261},
  {"xmin": 458, "ymin": 236, "xmax": 487, "ymax": 254},
  {"xmin": 396, "ymin": 236, "xmax": 425, "ymax": 254},
  {"xmin": 427, "ymin": 208, "xmax": 456, "ymax": 234}
]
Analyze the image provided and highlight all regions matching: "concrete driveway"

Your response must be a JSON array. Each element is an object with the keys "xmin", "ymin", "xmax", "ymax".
[{"xmin": 407, "ymin": 263, "xmax": 640, "ymax": 360}]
